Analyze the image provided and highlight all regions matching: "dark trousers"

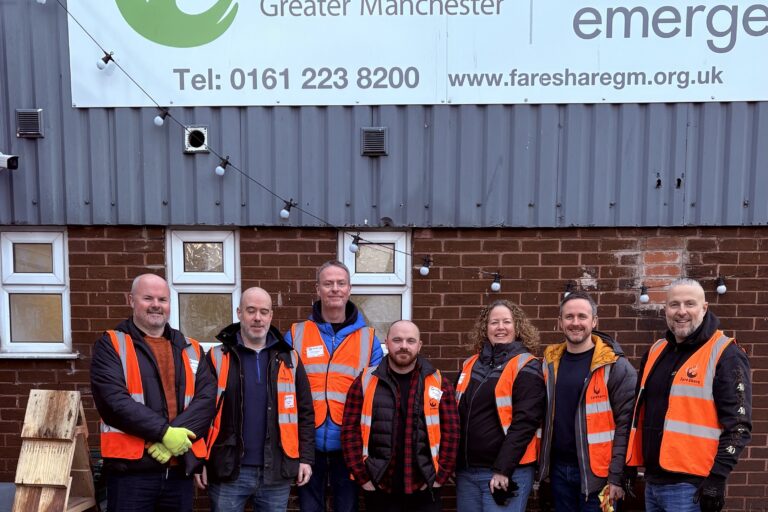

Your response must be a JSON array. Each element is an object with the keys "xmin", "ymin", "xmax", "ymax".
[
  {"xmin": 363, "ymin": 488, "xmax": 441, "ymax": 512},
  {"xmin": 549, "ymin": 461, "xmax": 601, "ymax": 512},
  {"xmin": 106, "ymin": 468, "xmax": 193, "ymax": 512},
  {"xmin": 297, "ymin": 450, "xmax": 359, "ymax": 512}
]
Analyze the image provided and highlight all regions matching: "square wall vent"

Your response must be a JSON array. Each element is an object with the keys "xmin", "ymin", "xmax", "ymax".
[
  {"xmin": 361, "ymin": 127, "xmax": 388, "ymax": 157},
  {"xmin": 16, "ymin": 109, "xmax": 44, "ymax": 138},
  {"xmin": 184, "ymin": 126, "xmax": 209, "ymax": 153}
]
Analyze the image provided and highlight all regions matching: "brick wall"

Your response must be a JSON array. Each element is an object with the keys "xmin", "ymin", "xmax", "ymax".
[{"xmin": 0, "ymin": 226, "xmax": 765, "ymax": 510}]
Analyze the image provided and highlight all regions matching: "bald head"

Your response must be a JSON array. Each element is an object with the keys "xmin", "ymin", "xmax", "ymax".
[
  {"xmin": 385, "ymin": 320, "xmax": 422, "ymax": 373},
  {"xmin": 665, "ymin": 279, "xmax": 708, "ymax": 342},
  {"xmin": 238, "ymin": 287, "xmax": 274, "ymax": 348},
  {"xmin": 387, "ymin": 320, "xmax": 420, "ymax": 339},
  {"xmin": 128, "ymin": 274, "xmax": 170, "ymax": 337}
]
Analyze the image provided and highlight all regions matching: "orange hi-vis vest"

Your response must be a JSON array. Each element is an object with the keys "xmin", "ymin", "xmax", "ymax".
[
  {"xmin": 360, "ymin": 365, "xmax": 443, "ymax": 471},
  {"xmin": 291, "ymin": 321, "xmax": 374, "ymax": 427},
  {"xmin": 542, "ymin": 359, "xmax": 615, "ymax": 478},
  {"xmin": 206, "ymin": 346, "xmax": 301, "ymax": 459},
  {"xmin": 626, "ymin": 331, "xmax": 731, "ymax": 476},
  {"xmin": 455, "ymin": 353, "xmax": 539, "ymax": 465},
  {"xmin": 99, "ymin": 330, "xmax": 207, "ymax": 460}
]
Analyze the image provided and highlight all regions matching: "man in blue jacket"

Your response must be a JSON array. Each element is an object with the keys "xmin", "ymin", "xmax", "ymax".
[{"xmin": 286, "ymin": 260, "xmax": 383, "ymax": 512}]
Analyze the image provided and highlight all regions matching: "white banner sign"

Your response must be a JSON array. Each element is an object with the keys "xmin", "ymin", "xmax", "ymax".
[{"xmin": 67, "ymin": 1, "xmax": 768, "ymax": 106}]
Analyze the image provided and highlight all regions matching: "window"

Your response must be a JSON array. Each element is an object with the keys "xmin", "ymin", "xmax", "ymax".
[
  {"xmin": 167, "ymin": 230, "xmax": 240, "ymax": 350},
  {"xmin": 340, "ymin": 231, "xmax": 412, "ymax": 346},
  {"xmin": 0, "ymin": 231, "xmax": 73, "ymax": 357}
]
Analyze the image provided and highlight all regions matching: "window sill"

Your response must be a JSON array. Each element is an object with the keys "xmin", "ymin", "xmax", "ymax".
[{"xmin": 0, "ymin": 352, "xmax": 80, "ymax": 360}]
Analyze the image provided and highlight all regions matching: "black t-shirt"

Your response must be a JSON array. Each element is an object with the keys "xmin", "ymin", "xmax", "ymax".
[
  {"xmin": 552, "ymin": 347, "xmax": 594, "ymax": 464},
  {"xmin": 392, "ymin": 368, "xmax": 414, "ymax": 493}
]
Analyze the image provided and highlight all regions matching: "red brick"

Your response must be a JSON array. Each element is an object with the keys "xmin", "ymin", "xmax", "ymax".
[{"xmin": 643, "ymin": 251, "xmax": 681, "ymax": 264}]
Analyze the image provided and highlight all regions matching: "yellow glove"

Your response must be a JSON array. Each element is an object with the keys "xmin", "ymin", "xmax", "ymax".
[
  {"xmin": 147, "ymin": 442, "xmax": 171, "ymax": 464},
  {"xmin": 598, "ymin": 485, "xmax": 614, "ymax": 512},
  {"xmin": 161, "ymin": 426, "xmax": 195, "ymax": 456}
]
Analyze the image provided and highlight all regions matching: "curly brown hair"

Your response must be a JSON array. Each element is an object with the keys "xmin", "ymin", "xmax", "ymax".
[{"xmin": 468, "ymin": 299, "xmax": 540, "ymax": 354}]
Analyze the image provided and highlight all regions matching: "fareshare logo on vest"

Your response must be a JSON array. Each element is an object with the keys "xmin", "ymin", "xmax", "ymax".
[{"xmin": 115, "ymin": 0, "xmax": 239, "ymax": 48}]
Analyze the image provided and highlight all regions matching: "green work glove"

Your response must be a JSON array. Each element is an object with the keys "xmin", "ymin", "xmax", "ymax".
[
  {"xmin": 161, "ymin": 426, "xmax": 195, "ymax": 456},
  {"xmin": 147, "ymin": 442, "xmax": 171, "ymax": 464}
]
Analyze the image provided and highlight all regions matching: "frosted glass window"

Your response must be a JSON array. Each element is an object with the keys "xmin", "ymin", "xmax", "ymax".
[
  {"xmin": 14, "ymin": 244, "xmax": 53, "ymax": 273},
  {"xmin": 356, "ymin": 244, "xmax": 395, "ymax": 274},
  {"xmin": 352, "ymin": 294, "xmax": 402, "ymax": 342},
  {"xmin": 184, "ymin": 242, "xmax": 224, "ymax": 273},
  {"xmin": 9, "ymin": 294, "xmax": 63, "ymax": 342},
  {"xmin": 178, "ymin": 293, "xmax": 231, "ymax": 343}
]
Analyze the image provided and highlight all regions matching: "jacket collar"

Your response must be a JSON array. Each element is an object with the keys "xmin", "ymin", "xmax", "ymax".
[
  {"xmin": 663, "ymin": 310, "xmax": 720, "ymax": 350},
  {"xmin": 478, "ymin": 339, "xmax": 528, "ymax": 366},
  {"xmin": 118, "ymin": 317, "xmax": 187, "ymax": 349}
]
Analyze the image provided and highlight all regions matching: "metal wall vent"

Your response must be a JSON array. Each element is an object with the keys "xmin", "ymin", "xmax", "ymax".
[
  {"xmin": 361, "ymin": 127, "xmax": 388, "ymax": 157},
  {"xmin": 183, "ymin": 126, "xmax": 209, "ymax": 153},
  {"xmin": 16, "ymin": 109, "xmax": 44, "ymax": 138}
]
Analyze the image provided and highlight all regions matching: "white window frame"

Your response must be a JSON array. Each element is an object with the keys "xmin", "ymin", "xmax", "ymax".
[
  {"xmin": 0, "ymin": 231, "xmax": 73, "ymax": 358},
  {"xmin": 167, "ymin": 230, "xmax": 240, "ymax": 352},
  {"xmin": 340, "ymin": 231, "xmax": 412, "ymax": 352}
]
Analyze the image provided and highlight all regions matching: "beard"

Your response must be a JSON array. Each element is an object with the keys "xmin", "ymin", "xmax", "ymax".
[{"xmin": 390, "ymin": 351, "xmax": 417, "ymax": 369}]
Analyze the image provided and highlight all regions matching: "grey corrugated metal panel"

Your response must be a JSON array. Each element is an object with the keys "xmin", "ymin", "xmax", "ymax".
[
  {"xmin": 750, "ymin": 103, "xmax": 768, "ymax": 223},
  {"xmin": 684, "ymin": 102, "xmax": 766, "ymax": 226}
]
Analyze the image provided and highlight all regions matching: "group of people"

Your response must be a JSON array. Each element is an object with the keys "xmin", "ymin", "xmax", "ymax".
[{"xmin": 91, "ymin": 260, "xmax": 752, "ymax": 512}]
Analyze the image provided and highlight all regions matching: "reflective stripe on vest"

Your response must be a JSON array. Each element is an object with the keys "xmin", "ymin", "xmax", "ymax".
[
  {"xmin": 99, "ymin": 331, "xmax": 206, "ymax": 460},
  {"xmin": 206, "ymin": 346, "xmax": 301, "ymax": 459},
  {"xmin": 360, "ymin": 366, "xmax": 442, "ymax": 471},
  {"xmin": 292, "ymin": 321, "xmax": 373, "ymax": 426},
  {"xmin": 626, "ymin": 332, "xmax": 731, "ymax": 476},
  {"xmin": 455, "ymin": 352, "xmax": 539, "ymax": 465},
  {"xmin": 585, "ymin": 364, "xmax": 614, "ymax": 478}
]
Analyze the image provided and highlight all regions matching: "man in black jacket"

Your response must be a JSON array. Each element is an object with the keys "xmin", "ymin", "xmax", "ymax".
[
  {"xmin": 626, "ymin": 278, "xmax": 752, "ymax": 512},
  {"xmin": 91, "ymin": 273, "xmax": 216, "ymax": 512},
  {"xmin": 196, "ymin": 287, "xmax": 315, "ymax": 511}
]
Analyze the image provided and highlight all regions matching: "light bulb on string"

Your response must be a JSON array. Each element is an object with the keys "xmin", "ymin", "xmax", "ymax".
[
  {"xmin": 97, "ymin": 51, "xmax": 114, "ymax": 70},
  {"xmin": 563, "ymin": 281, "xmax": 575, "ymax": 299},
  {"xmin": 153, "ymin": 109, "xmax": 169, "ymax": 127},
  {"xmin": 280, "ymin": 199, "xmax": 296, "ymax": 220},
  {"xmin": 490, "ymin": 273, "xmax": 502, "ymax": 292},
  {"xmin": 349, "ymin": 234, "xmax": 361, "ymax": 253},
  {"xmin": 215, "ymin": 156, "xmax": 229, "ymax": 177},
  {"xmin": 716, "ymin": 276, "xmax": 727, "ymax": 295},
  {"xmin": 419, "ymin": 257, "xmax": 432, "ymax": 276},
  {"xmin": 639, "ymin": 285, "xmax": 650, "ymax": 304}
]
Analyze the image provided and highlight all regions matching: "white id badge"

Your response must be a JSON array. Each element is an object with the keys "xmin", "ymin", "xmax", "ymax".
[
  {"xmin": 284, "ymin": 394, "xmax": 295, "ymax": 409},
  {"xmin": 428, "ymin": 386, "xmax": 443, "ymax": 402},
  {"xmin": 306, "ymin": 346, "xmax": 325, "ymax": 358}
]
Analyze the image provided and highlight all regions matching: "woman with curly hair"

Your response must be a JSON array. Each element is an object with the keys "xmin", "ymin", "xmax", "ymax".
[{"xmin": 454, "ymin": 299, "xmax": 546, "ymax": 512}]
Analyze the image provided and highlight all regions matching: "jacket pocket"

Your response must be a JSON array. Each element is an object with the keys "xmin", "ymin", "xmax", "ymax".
[{"xmin": 207, "ymin": 434, "xmax": 239, "ymax": 482}]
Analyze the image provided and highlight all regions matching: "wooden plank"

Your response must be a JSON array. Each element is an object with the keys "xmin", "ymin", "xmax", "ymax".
[
  {"xmin": 70, "ymin": 434, "xmax": 90, "ymax": 471},
  {"xmin": 12, "ymin": 485, "xmax": 68, "ymax": 512},
  {"xmin": 66, "ymin": 496, "xmax": 96, "ymax": 512},
  {"xmin": 21, "ymin": 390, "xmax": 81, "ymax": 441},
  {"xmin": 15, "ymin": 440, "xmax": 75, "ymax": 487}
]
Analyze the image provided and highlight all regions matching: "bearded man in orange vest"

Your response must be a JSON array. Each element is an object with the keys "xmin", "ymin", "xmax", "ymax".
[
  {"xmin": 626, "ymin": 278, "xmax": 752, "ymax": 512},
  {"xmin": 90, "ymin": 273, "xmax": 216, "ymax": 512},
  {"xmin": 538, "ymin": 290, "xmax": 637, "ymax": 512},
  {"xmin": 285, "ymin": 260, "xmax": 384, "ymax": 512},
  {"xmin": 341, "ymin": 320, "xmax": 459, "ymax": 512},
  {"xmin": 195, "ymin": 287, "xmax": 315, "ymax": 511}
]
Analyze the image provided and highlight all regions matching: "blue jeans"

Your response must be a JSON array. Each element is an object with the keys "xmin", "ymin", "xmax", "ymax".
[
  {"xmin": 208, "ymin": 466, "xmax": 291, "ymax": 512},
  {"xmin": 297, "ymin": 450, "xmax": 358, "ymax": 512},
  {"xmin": 549, "ymin": 461, "xmax": 601, "ymax": 512},
  {"xmin": 106, "ymin": 469, "xmax": 193, "ymax": 512},
  {"xmin": 645, "ymin": 482, "xmax": 701, "ymax": 512},
  {"xmin": 456, "ymin": 466, "xmax": 535, "ymax": 512}
]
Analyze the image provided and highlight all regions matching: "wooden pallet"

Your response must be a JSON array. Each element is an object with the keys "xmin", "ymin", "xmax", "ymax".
[{"xmin": 13, "ymin": 390, "xmax": 96, "ymax": 512}]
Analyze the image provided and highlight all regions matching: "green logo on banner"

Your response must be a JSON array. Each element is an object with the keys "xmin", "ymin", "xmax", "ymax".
[{"xmin": 115, "ymin": 0, "xmax": 239, "ymax": 48}]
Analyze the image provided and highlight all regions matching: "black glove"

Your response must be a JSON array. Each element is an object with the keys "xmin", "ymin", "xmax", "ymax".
[
  {"xmin": 693, "ymin": 475, "xmax": 726, "ymax": 512},
  {"xmin": 491, "ymin": 478, "xmax": 519, "ymax": 506},
  {"xmin": 622, "ymin": 466, "xmax": 638, "ymax": 499}
]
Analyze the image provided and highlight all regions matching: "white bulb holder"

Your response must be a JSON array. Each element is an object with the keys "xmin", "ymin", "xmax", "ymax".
[
  {"xmin": 349, "ymin": 243, "xmax": 359, "ymax": 253},
  {"xmin": 96, "ymin": 59, "xmax": 107, "ymax": 70},
  {"xmin": 563, "ymin": 291, "xmax": 571, "ymax": 299},
  {"xmin": 639, "ymin": 285, "xmax": 650, "ymax": 303},
  {"xmin": 419, "ymin": 266, "xmax": 430, "ymax": 276},
  {"xmin": 215, "ymin": 165, "xmax": 226, "ymax": 176},
  {"xmin": 280, "ymin": 208, "xmax": 290, "ymax": 219},
  {"xmin": 490, "ymin": 274, "xmax": 501, "ymax": 292},
  {"xmin": 715, "ymin": 277, "xmax": 727, "ymax": 295},
  {"xmin": 153, "ymin": 115, "xmax": 165, "ymax": 127}
]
